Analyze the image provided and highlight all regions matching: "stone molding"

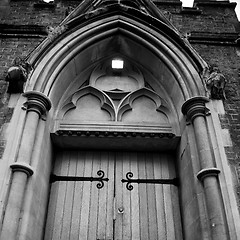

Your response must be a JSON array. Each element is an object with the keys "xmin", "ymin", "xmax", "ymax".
[
  {"xmin": 197, "ymin": 167, "xmax": 221, "ymax": 182},
  {"xmin": 22, "ymin": 91, "xmax": 52, "ymax": 117},
  {"xmin": 10, "ymin": 162, "xmax": 34, "ymax": 177},
  {"xmin": 194, "ymin": 1, "xmax": 237, "ymax": 8},
  {"xmin": 0, "ymin": 24, "xmax": 47, "ymax": 38},
  {"xmin": 181, "ymin": 96, "xmax": 210, "ymax": 122},
  {"xmin": 33, "ymin": 1, "xmax": 56, "ymax": 9},
  {"xmin": 188, "ymin": 32, "xmax": 239, "ymax": 46},
  {"xmin": 153, "ymin": 1, "xmax": 182, "ymax": 6},
  {"xmin": 54, "ymin": 130, "xmax": 176, "ymax": 139}
]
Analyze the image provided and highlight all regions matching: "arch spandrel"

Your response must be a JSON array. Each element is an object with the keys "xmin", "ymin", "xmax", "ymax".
[{"xmin": 22, "ymin": 6, "xmax": 209, "ymax": 145}]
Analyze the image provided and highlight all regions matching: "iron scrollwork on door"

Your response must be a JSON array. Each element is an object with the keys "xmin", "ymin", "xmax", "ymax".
[
  {"xmin": 50, "ymin": 170, "xmax": 109, "ymax": 189},
  {"xmin": 121, "ymin": 171, "xmax": 179, "ymax": 191}
]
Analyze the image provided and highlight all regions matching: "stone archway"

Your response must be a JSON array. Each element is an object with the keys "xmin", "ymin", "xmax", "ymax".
[{"xmin": 0, "ymin": 2, "xmax": 240, "ymax": 240}]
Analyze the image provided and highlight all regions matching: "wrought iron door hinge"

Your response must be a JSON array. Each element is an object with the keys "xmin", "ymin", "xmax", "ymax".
[
  {"xmin": 50, "ymin": 170, "xmax": 109, "ymax": 189},
  {"xmin": 121, "ymin": 172, "xmax": 179, "ymax": 191}
]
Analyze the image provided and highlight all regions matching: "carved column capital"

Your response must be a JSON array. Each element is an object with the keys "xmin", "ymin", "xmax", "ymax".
[
  {"xmin": 181, "ymin": 96, "xmax": 209, "ymax": 122},
  {"xmin": 197, "ymin": 168, "xmax": 221, "ymax": 182},
  {"xmin": 22, "ymin": 91, "xmax": 51, "ymax": 117}
]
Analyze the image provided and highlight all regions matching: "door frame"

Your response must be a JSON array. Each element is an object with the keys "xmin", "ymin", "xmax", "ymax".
[{"xmin": 45, "ymin": 150, "xmax": 182, "ymax": 240}]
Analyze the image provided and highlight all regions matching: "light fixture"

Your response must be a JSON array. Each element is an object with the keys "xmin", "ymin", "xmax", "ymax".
[
  {"xmin": 42, "ymin": 0, "xmax": 54, "ymax": 3},
  {"xmin": 34, "ymin": 0, "xmax": 55, "ymax": 8},
  {"xmin": 112, "ymin": 59, "xmax": 124, "ymax": 69}
]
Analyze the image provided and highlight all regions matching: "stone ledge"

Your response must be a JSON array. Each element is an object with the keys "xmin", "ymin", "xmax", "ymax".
[
  {"xmin": 33, "ymin": 1, "xmax": 56, "ymax": 9},
  {"xmin": 54, "ymin": 130, "xmax": 176, "ymax": 139},
  {"xmin": 181, "ymin": 7, "xmax": 202, "ymax": 15},
  {"xmin": 188, "ymin": 32, "xmax": 239, "ymax": 45},
  {"xmin": 0, "ymin": 24, "xmax": 47, "ymax": 38},
  {"xmin": 153, "ymin": 1, "xmax": 182, "ymax": 6},
  {"xmin": 51, "ymin": 130, "xmax": 180, "ymax": 151},
  {"xmin": 194, "ymin": 1, "xmax": 237, "ymax": 9}
]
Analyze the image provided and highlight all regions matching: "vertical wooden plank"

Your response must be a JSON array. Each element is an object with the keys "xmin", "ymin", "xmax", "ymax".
[
  {"xmin": 44, "ymin": 151, "xmax": 62, "ymax": 240},
  {"xmin": 146, "ymin": 152, "xmax": 158, "ymax": 240},
  {"xmin": 78, "ymin": 151, "xmax": 93, "ymax": 240},
  {"xmin": 51, "ymin": 151, "xmax": 70, "ymax": 240},
  {"xmin": 122, "ymin": 152, "xmax": 131, "ymax": 239},
  {"xmin": 88, "ymin": 151, "xmax": 100, "ymax": 240},
  {"xmin": 130, "ymin": 152, "xmax": 140, "ymax": 240},
  {"xmin": 138, "ymin": 152, "xmax": 149, "ymax": 240},
  {"xmin": 162, "ymin": 153, "xmax": 176, "ymax": 240},
  {"xmin": 61, "ymin": 151, "xmax": 77, "ymax": 239},
  {"xmin": 115, "ymin": 151, "xmax": 123, "ymax": 240},
  {"xmin": 168, "ymin": 154, "xmax": 183, "ymax": 240},
  {"xmin": 153, "ymin": 152, "xmax": 167, "ymax": 240},
  {"xmin": 70, "ymin": 151, "xmax": 85, "ymax": 240},
  {"xmin": 105, "ymin": 151, "xmax": 115, "ymax": 240},
  {"xmin": 97, "ymin": 151, "xmax": 109, "ymax": 239}
]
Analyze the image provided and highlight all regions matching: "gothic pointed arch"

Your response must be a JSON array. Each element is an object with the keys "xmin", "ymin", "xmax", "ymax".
[{"xmin": 25, "ymin": 1, "xmax": 208, "ymax": 119}]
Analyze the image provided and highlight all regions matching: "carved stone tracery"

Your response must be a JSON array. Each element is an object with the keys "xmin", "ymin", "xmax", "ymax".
[
  {"xmin": 117, "ymin": 87, "xmax": 165, "ymax": 121},
  {"xmin": 55, "ymin": 59, "xmax": 174, "ymax": 139},
  {"xmin": 60, "ymin": 86, "xmax": 115, "ymax": 121}
]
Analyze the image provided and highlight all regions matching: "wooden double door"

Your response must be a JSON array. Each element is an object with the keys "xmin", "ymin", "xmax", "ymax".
[{"xmin": 44, "ymin": 150, "xmax": 182, "ymax": 240}]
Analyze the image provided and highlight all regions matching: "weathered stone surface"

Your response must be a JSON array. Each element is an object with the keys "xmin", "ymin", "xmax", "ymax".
[{"xmin": 0, "ymin": 0, "xmax": 240, "ymax": 239}]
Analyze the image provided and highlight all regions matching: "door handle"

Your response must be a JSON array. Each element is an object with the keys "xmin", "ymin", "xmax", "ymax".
[{"xmin": 118, "ymin": 207, "xmax": 124, "ymax": 214}]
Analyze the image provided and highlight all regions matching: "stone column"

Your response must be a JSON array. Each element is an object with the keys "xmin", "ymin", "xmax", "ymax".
[
  {"xmin": 182, "ymin": 96, "xmax": 229, "ymax": 240},
  {"xmin": 0, "ymin": 91, "xmax": 51, "ymax": 240}
]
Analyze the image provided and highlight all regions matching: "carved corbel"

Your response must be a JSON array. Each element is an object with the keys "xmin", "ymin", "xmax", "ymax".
[
  {"xmin": 5, "ymin": 57, "xmax": 32, "ymax": 93},
  {"xmin": 203, "ymin": 66, "xmax": 227, "ymax": 100},
  {"xmin": 85, "ymin": 7, "xmax": 108, "ymax": 19},
  {"xmin": 46, "ymin": 24, "xmax": 68, "ymax": 42}
]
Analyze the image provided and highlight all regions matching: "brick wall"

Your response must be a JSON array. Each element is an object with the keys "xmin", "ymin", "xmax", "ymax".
[{"xmin": 0, "ymin": 0, "xmax": 80, "ymax": 26}]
